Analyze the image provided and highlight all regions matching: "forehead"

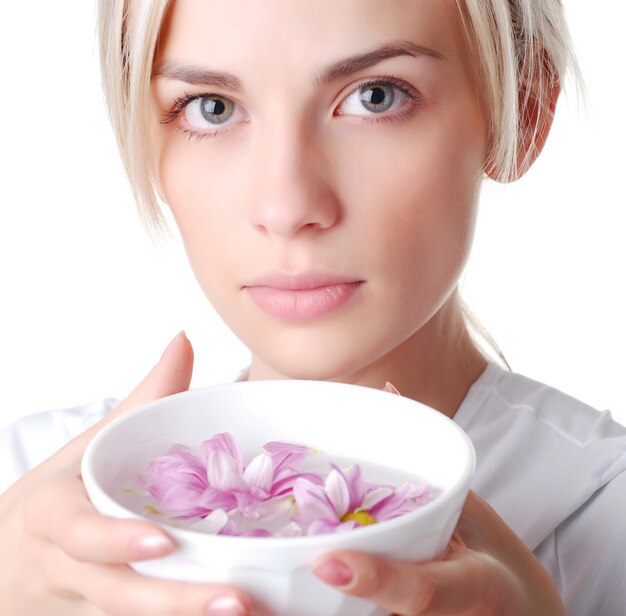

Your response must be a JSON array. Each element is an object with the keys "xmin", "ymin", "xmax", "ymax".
[{"xmin": 156, "ymin": 0, "xmax": 469, "ymax": 88}]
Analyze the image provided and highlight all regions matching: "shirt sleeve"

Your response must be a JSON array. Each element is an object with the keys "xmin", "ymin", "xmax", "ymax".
[
  {"xmin": 0, "ymin": 398, "xmax": 118, "ymax": 494},
  {"xmin": 555, "ymin": 465, "xmax": 626, "ymax": 615}
]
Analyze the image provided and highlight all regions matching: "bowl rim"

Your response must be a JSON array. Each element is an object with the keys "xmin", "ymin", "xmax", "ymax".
[{"xmin": 81, "ymin": 379, "xmax": 476, "ymax": 549}]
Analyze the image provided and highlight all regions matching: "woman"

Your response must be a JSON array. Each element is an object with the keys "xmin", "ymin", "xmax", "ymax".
[{"xmin": 1, "ymin": 1, "xmax": 624, "ymax": 614}]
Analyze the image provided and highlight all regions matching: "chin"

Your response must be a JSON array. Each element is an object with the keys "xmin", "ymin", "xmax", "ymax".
[{"xmin": 249, "ymin": 330, "xmax": 373, "ymax": 383}]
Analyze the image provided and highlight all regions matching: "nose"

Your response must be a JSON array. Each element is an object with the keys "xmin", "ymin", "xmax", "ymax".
[{"xmin": 247, "ymin": 121, "xmax": 340, "ymax": 237}]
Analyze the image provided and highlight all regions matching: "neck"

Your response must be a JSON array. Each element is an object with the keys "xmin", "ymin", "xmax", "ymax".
[{"xmin": 247, "ymin": 290, "xmax": 489, "ymax": 419}]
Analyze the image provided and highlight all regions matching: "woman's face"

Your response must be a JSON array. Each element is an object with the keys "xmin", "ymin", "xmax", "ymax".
[{"xmin": 152, "ymin": 0, "xmax": 487, "ymax": 382}]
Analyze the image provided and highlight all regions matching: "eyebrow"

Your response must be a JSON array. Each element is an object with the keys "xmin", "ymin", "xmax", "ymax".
[{"xmin": 151, "ymin": 40, "xmax": 445, "ymax": 91}]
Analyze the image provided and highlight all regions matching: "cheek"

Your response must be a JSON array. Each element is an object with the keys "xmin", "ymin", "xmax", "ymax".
[
  {"xmin": 158, "ymin": 143, "xmax": 240, "ymax": 294},
  {"xmin": 337, "ymin": 103, "xmax": 485, "ymax": 292},
  {"xmin": 159, "ymin": 138, "xmax": 231, "ymax": 221}
]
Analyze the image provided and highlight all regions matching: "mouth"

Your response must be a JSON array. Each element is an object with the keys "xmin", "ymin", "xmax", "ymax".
[{"xmin": 243, "ymin": 272, "xmax": 364, "ymax": 321}]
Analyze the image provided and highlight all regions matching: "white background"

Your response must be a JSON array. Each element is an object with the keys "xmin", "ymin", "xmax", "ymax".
[{"xmin": 0, "ymin": 2, "xmax": 624, "ymax": 432}]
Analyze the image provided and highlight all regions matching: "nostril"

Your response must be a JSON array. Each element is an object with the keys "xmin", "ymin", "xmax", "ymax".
[{"xmin": 249, "ymin": 200, "xmax": 339, "ymax": 237}]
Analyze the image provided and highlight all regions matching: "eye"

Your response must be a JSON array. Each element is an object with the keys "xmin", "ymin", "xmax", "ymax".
[
  {"xmin": 185, "ymin": 95, "xmax": 238, "ymax": 128},
  {"xmin": 160, "ymin": 92, "xmax": 247, "ymax": 141},
  {"xmin": 336, "ymin": 77, "xmax": 421, "ymax": 120},
  {"xmin": 161, "ymin": 76, "xmax": 421, "ymax": 142}
]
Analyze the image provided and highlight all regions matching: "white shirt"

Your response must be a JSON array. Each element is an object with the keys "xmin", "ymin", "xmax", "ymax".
[
  {"xmin": 2, "ymin": 361, "xmax": 625, "ymax": 615},
  {"xmin": 454, "ymin": 362, "xmax": 626, "ymax": 615}
]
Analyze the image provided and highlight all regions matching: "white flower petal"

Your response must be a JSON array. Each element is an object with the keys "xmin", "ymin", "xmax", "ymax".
[
  {"xmin": 274, "ymin": 521, "xmax": 306, "ymax": 537},
  {"xmin": 188, "ymin": 508, "xmax": 230, "ymax": 534},
  {"xmin": 254, "ymin": 496, "xmax": 293, "ymax": 520}
]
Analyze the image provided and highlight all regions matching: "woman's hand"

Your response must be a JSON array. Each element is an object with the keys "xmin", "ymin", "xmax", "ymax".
[
  {"xmin": 311, "ymin": 382, "xmax": 565, "ymax": 615},
  {"xmin": 0, "ymin": 332, "xmax": 250, "ymax": 616},
  {"xmin": 312, "ymin": 490, "xmax": 564, "ymax": 615}
]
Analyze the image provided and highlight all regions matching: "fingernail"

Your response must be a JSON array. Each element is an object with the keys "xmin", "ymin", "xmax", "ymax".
[
  {"xmin": 313, "ymin": 559, "xmax": 353, "ymax": 587},
  {"xmin": 161, "ymin": 330, "xmax": 186, "ymax": 360},
  {"xmin": 384, "ymin": 381, "xmax": 401, "ymax": 395},
  {"xmin": 131, "ymin": 534, "xmax": 176, "ymax": 558},
  {"xmin": 205, "ymin": 596, "xmax": 248, "ymax": 616}
]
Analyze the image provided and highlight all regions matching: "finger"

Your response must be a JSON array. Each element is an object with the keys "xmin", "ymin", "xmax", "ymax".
[
  {"xmin": 89, "ymin": 329, "xmax": 194, "ymax": 432},
  {"xmin": 58, "ymin": 558, "xmax": 251, "ymax": 616},
  {"xmin": 383, "ymin": 381, "xmax": 401, "ymax": 395},
  {"xmin": 455, "ymin": 490, "xmax": 564, "ymax": 612},
  {"xmin": 122, "ymin": 330, "xmax": 195, "ymax": 409},
  {"xmin": 26, "ymin": 475, "xmax": 175, "ymax": 564},
  {"xmin": 313, "ymin": 549, "xmax": 508, "ymax": 616},
  {"xmin": 58, "ymin": 331, "xmax": 194, "ymax": 464},
  {"xmin": 456, "ymin": 491, "xmax": 542, "ymax": 562}
]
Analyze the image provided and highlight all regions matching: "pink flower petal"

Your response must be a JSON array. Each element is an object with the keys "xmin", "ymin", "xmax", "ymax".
[
  {"xmin": 308, "ymin": 519, "xmax": 341, "ymax": 536},
  {"xmin": 324, "ymin": 469, "xmax": 351, "ymax": 518},
  {"xmin": 143, "ymin": 433, "xmax": 436, "ymax": 536},
  {"xmin": 234, "ymin": 491, "xmax": 263, "ymax": 519},
  {"xmin": 265, "ymin": 441, "xmax": 312, "ymax": 476},
  {"xmin": 369, "ymin": 483, "xmax": 413, "ymax": 520},
  {"xmin": 239, "ymin": 528, "xmax": 273, "ymax": 537},
  {"xmin": 336, "ymin": 520, "xmax": 360, "ymax": 533},
  {"xmin": 156, "ymin": 484, "xmax": 211, "ymax": 518},
  {"xmin": 293, "ymin": 477, "xmax": 338, "ymax": 523},
  {"xmin": 242, "ymin": 453, "xmax": 274, "ymax": 493},
  {"xmin": 271, "ymin": 451, "xmax": 308, "ymax": 476},
  {"xmin": 148, "ymin": 448, "xmax": 207, "ymax": 488},
  {"xmin": 343, "ymin": 464, "xmax": 367, "ymax": 512},
  {"xmin": 360, "ymin": 487, "xmax": 394, "ymax": 511},
  {"xmin": 200, "ymin": 433, "xmax": 243, "ymax": 474},
  {"xmin": 197, "ymin": 486, "xmax": 238, "ymax": 512},
  {"xmin": 307, "ymin": 518, "xmax": 359, "ymax": 536},
  {"xmin": 263, "ymin": 441, "xmax": 311, "ymax": 455},
  {"xmin": 328, "ymin": 463, "xmax": 366, "ymax": 513},
  {"xmin": 403, "ymin": 482, "xmax": 433, "ymax": 500},
  {"xmin": 206, "ymin": 450, "xmax": 248, "ymax": 492},
  {"xmin": 145, "ymin": 446, "xmax": 210, "ymax": 517},
  {"xmin": 271, "ymin": 471, "xmax": 324, "ymax": 496},
  {"xmin": 218, "ymin": 520, "xmax": 239, "ymax": 536}
]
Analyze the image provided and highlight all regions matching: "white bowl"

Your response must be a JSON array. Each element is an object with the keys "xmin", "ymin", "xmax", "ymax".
[{"xmin": 82, "ymin": 380, "xmax": 474, "ymax": 616}]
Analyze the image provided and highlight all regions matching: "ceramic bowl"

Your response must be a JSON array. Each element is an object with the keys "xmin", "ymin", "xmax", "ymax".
[{"xmin": 82, "ymin": 379, "xmax": 474, "ymax": 616}]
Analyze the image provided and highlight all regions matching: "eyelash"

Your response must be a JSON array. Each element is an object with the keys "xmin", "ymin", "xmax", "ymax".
[{"xmin": 161, "ymin": 75, "xmax": 423, "ymax": 143}]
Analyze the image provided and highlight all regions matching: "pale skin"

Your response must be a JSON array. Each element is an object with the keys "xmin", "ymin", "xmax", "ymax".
[{"xmin": 0, "ymin": 0, "xmax": 565, "ymax": 613}]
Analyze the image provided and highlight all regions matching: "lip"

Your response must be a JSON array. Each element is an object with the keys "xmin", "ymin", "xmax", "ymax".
[{"xmin": 243, "ymin": 272, "xmax": 364, "ymax": 321}]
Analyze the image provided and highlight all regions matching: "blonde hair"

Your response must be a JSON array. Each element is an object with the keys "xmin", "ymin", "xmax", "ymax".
[
  {"xmin": 97, "ymin": 0, "xmax": 581, "ymax": 369},
  {"xmin": 99, "ymin": 0, "xmax": 171, "ymax": 235},
  {"xmin": 455, "ymin": 0, "xmax": 582, "ymax": 183}
]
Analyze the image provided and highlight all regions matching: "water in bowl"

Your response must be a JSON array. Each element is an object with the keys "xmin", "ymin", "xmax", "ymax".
[{"xmin": 117, "ymin": 449, "xmax": 440, "ymax": 537}]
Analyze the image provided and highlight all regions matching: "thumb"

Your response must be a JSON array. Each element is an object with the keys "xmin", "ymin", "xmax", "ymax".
[
  {"xmin": 112, "ymin": 330, "xmax": 194, "ymax": 418},
  {"xmin": 61, "ymin": 331, "xmax": 194, "ymax": 462}
]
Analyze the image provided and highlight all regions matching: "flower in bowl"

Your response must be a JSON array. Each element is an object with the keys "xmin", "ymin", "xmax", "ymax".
[
  {"xmin": 81, "ymin": 379, "xmax": 475, "ymax": 616},
  {"xmin": 138, "ymin": 432, "xmax": 437, "ymax": 539}
]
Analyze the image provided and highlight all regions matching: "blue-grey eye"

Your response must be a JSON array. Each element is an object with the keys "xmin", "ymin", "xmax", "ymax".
[
  {"xmin": 359, "ymin": 84, "xmax": 395, "ymax": 113},
  {"xmin": 199, "ymin": 95, "xmax": 234, "ymax": 124}
]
